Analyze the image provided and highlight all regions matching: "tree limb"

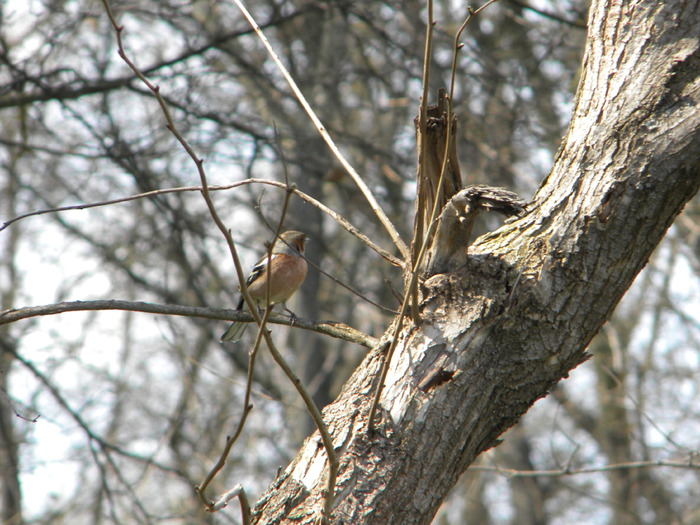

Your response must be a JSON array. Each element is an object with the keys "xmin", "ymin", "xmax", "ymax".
[{"xmin": 0, "ymin": 300, "xmax": 378, "ymax": 349}]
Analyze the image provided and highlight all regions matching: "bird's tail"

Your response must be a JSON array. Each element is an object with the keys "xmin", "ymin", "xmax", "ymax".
[
  {"xmin": 220, "ymin": 295, "xmax": 247, "ymax": 343},
  {"xmin": 220, "ymin": 321, "xmax": 247, "ymax": 343}
]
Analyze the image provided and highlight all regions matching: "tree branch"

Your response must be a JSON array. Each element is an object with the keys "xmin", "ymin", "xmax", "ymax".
[
  {"xmin": 232, "ymin": 0, "xmax": 410, "ymax": 264},
  {"xmin": 0, "ymin": 300, "xmax": 378, "ymax": 349}
]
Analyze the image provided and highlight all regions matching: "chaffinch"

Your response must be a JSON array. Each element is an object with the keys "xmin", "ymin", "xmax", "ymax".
[{"xmin": 220, "ymin": 230, "xmax": 309, "ymax": 343}]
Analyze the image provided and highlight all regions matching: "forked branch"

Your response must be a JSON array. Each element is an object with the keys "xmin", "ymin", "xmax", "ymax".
[{"xmin": 100, "ymin": 2, "xmax": 338, "ymax": 521}]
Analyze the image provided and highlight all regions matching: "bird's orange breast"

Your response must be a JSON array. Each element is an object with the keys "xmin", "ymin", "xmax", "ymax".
[{"xmin": 247, "ymin": 253, "xmax": 308, "ymax": 304}]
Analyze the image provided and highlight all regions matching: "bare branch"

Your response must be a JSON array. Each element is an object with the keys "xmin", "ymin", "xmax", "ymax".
[
  {"xmin": 5, "ymin": 344, "xmax": 188, "ymax": 479},
  {"xmin": 207, "ymin": 484, "xmax": 251, "ymax": 520},
  {"xmin": 369, "ymin": 0, "xmax": 499, "ymax": 432},
  {"xmin": 1, "ymin": 180, "xmax": 402, "ymax": 268},
  {"xmin": 0, "ymin": 300, "xmax": 379, "ymax": 349},
  {"xmin": 471, "ymin": 457, "xmax": 700, "ymax": 478},
  {"xmin": 232, "ymin": 0, "xmax": 410, "ymax": 264}
]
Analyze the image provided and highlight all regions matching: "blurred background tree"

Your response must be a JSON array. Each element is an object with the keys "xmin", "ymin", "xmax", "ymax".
[{"xmin": 0, "ymin": 0, "xmax": 698, "ymax": 523}]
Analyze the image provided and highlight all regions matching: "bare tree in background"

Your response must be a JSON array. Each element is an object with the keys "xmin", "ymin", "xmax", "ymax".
[{"xmin": 0, "ymin": 1, "xmax": 699, "ymax": 524}]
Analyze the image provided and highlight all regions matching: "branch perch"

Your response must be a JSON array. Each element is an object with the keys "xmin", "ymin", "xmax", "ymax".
[{"xmin": 0, "ymin": 300, "xmax": 379, "ymax": 349}]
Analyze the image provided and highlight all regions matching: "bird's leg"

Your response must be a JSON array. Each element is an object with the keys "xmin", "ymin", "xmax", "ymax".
[{"xmin": 282, "ymin": 303, "xmax": 298, "ymax": 325}]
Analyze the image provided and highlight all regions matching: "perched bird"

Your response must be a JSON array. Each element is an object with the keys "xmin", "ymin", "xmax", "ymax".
[{"xmin": 220, "ymin": 230, "xmax": 309, "ymax": 343}]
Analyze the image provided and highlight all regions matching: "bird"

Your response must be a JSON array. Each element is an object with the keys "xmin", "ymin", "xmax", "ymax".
[{"xmin": 220, "ymin": 230, "xmax": 309, "ymax": 343}]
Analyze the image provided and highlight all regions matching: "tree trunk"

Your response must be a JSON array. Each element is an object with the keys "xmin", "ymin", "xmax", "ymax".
[{"xmin": 250, "ymin": 1, "xmax": 700, "ymax": 523}]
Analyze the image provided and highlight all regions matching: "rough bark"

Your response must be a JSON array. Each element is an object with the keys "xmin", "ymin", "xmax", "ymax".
[{"xmin": 250, "ymin": 1, "xmax": 700, "ymax": 523}]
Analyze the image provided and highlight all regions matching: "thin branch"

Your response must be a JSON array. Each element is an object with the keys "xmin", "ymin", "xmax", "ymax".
[
  {"xmin": 412, "ymin": 0, "xmax": 435, "ymax": 319},
  {"xmin": 264, "ymin": 327, "xmax": 339, "ymax": 524},
  {"xmin": 504, "ymin": 0, "xmax": 587, "ymax": 29},
  {"xmin": 196, "ymin": 300, "xmax": 275, "ymax": 512},
  {"xmin": 246, "ymin": 184, "xmax": 339, "ymax": 523},
  {"xmin": 231, "ymin": 0, "xmax": 410, "ymax": 263},
  {"xmin": 199, "ymin": 182, "xmax": 322, "ymax": 509},
  {"xmin": 3, "ymin": 180, "xmax": 400, "ymax": 314},
  {"xmin": 0, "ymin": 300, "xmax": 379, "ymax": 349},
  {"xmin": 0, "ymin": 180, "xmax": 403, "ymax": 268},
  {"xmin": 368, "ymin": 0, "xmax": 498, "ymax": 432},
  {"xmin": 415, "ymin": 0, "xmax": 434, "ymax": 257},
  {"xmin": 101, "ymin": 4, "xmax": 339, "ymax": 518},
  {"xmin": 99, "ymin": 1, "xmax": 265, "ymax": 358},
  {"xmin": 2, "ymin": 180, "xmax": 399, "ymax": 313},
  {"xmin": 5, "ymin": 344, "xmax": 187, "ymax": 478},
  {"xmin": 0, "ymin": 8, "xmax": 320, "ymax": 110},
  {"xmin": 257, "ymin": 166, "xmax": 340, "ymax": 524},
  {"xmin": 208, "ymin": 484, "xmax": 251, "ymax": 519},
  {"xmin": 471, "ymin": 458, "xmax": 700, "ymax": 478},
  {"xmin": 249, "ymin": 138, "xmax": 296, "ymax": 357},
  {"xmin": 0, "ymin": 371, "xmax": 39, "ymax": 423}
]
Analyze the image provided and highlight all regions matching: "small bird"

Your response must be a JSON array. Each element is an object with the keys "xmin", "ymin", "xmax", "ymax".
[{"xmin": 220, "ymin": 230, "xmax": 309, "ymax": 343}]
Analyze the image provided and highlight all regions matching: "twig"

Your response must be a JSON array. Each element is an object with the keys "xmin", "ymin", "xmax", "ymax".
[
  {"xmin": 195, "ymin": 303, "xmax": 274, "ymax": 511},
  {"xmin": 368, "ymin": 0, "xmax": 498, "ymax": 432},
  {"xmin": 0, "ymin": 7, "xmax": 322, "ymax": 111},
  {"xmin": 310, "ymin": 257, "xmax": 398, "ymax": 315},
  {"xmin": 3, "ymin": 179, "xmax": 399, "ymax": 314},
  {"xmin": 504, "ymin": 0, "xmax": 587, "ymax": 29},
  {"xmin": 250, "ymin": 182, "xmax": 339, "ymax": 523},
  {"xmin": 265, "ymin": 330, "xmax": 339, "ymax": 523},
  {"xmin": 100, "ymin": 1, "xmax": 268, "ymax": 351},
  {"xmin": 6, "ymin": 345, "xmax": 186, "ymax": 477},
  {"xmin": 207, "ymin": 484, "xmax": 251, "ymax": 519},
  {"xmin": 0, "ymin": 180, "xmax": 403, "ymax": 268},
  {"xmin": 231, "ymin": 0, "xmax": 410, "ymax": 264},
  {"xmin": 256, "ymin": 192, "xmax": 399, "ymax": 315},
  {"xmin": 100, "ymin": 5, "xmax": 339, "ymax": 518},
  {"xmin": 470, "ymin": 458, "xmax": 700, "ymax": 478},
  {"xmin": 263, "ymin": 165, "xmax": 339, "ymax": 522},
  {"xmin": 412, "ymin": 0, "xmax": 435, "ymax": 319}
]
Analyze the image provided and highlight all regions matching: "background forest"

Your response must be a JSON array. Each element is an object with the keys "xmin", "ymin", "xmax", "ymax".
[{"xmin": 1, "ymin": 1, "xmax": 699, "ymax": 524}]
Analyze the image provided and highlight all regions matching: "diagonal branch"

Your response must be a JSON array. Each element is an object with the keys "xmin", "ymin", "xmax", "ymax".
[
  {"xmin": 0, "ymin": 180, "xmax": 403, "ymax": 267},
  {"xmin": 231, "ymin": 0, "xmax": 410, "ymax": 264}
]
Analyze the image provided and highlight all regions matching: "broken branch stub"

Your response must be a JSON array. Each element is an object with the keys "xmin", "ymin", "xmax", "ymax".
[
  {"xmin": 424, "ymin": 185, "xmax": 526, "ymax": 276},
  {"xmin": 412, "ymin": 89, "xmax": 463, "ymax": 264}
]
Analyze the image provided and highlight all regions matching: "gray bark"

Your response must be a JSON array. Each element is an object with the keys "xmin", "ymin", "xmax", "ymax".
[{"xmin": 251, "ymin": 1, "xmax": 700, "ymax": 523}]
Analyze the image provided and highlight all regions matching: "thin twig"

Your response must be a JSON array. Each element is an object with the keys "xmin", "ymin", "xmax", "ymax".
[
  {"xmin": 411, "ymin": 0, "xmax": 435, "ymax": 319},
  {"xmin": 3, "ymin": 179, "xmax": 399, "ymax": 313},
  {"xmin": 6, "ymin": 345, "xmax": 186, "ymax": 477},
  {"xmin": 100, "ymin": 5, "xmax": 339, "ymax": 518},
  {"xmin": 264, "ymin": 330, "xmax": 339, "ymax": 523},
  {"xmin": 0, "ymin": 180, "xmax": 402, "ymax": 267},
  {"xmin": 195, "ymin": 302, "xmax": 274, "ymax": 512},
  {"xmin": 231, "ymin": 0, "xmax": 410, "ymax": 264},
  {"xmin": 251, "ymin": 183, "xmax": 339, "ymax": 523},
  {"xmin": 504, "ymin": 0, "xmax": 586, "ymax": 29},
  {"xmin": 368, "ymin": 0, "xmax": 498, "ymax": 432},
  {"xmin": 207, "ymin": 484, "xmax": 252, "ymax": 519},
  {"xmin": 470, "ymin": 458, "xmax": 700, "ymax": 478},
  {"xmin": 256, "ymin": 194, "xmax": 399, "ymax": 315},
  {"xmin": 100, "ymin": 2, "xmax": 286, "ymax": 364}
]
